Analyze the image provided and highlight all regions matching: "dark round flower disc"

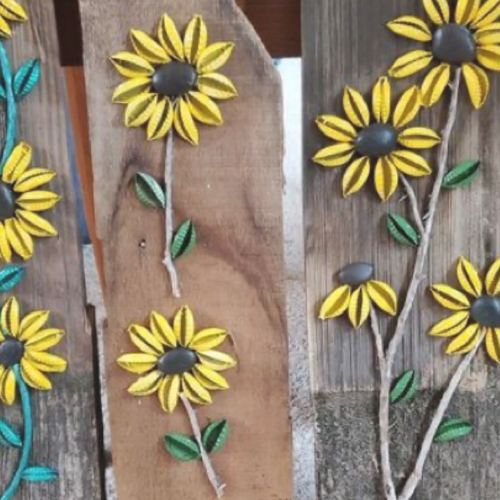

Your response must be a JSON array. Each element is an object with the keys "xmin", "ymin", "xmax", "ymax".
[
  {"xmin": 0, "ymin": 181, "xmax": 16, "ymax": 220},
  {"xmin": 0, "ymin": 338, "xmax": 24, "ymax": 367},
  {"xmin": 157, "ymin": 347, "xmax": 198, "ymax": 375},
  {"xmin": 432, "ymin": 24, "xmax": 476, "ymax": 64},
  {"xmin": 339, "ymin": 262, "xmax": 374, "ymax": 286},
  {"xmin": 470, "ymin": 296, "xmax": 500, "ymax": 328},
  {"xmin": 152, "ymin": 62, "xmax": 198, "ymax": 98},
  {"xmin": 355, "ymin": 124, "xmax": 398, "ymax": 158}
]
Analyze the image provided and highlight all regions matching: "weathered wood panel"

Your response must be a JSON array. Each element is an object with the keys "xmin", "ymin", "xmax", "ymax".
[{"xmin": 79, "ymin": 1, "xmax": 293, "ymax": 499}]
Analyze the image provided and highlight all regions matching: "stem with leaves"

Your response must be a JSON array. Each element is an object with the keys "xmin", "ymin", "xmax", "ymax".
[{"xmin": 0, "ymin": 39, "xmax": 16, "ymax": 172}]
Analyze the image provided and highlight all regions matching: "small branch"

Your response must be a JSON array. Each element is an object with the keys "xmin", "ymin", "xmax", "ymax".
[
  {"xmin": 398, "ymin": 329, "xmax": 485, "ymax": 500},
  {"xmin": 180, "ymin": 394, "xmax": 226, "ymax": 499},
  {"xmin": 399, "ymin": 174, "xmax": 425, "ymax": 235},
  {"xmin": 162, "ymin": 129, "xmax": 181, "ymax": 298}
]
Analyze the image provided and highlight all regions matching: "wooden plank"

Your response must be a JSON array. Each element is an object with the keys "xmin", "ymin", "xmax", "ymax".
[
  {"xmin": 0, "ymin": 1, "xmax": 101, "ymax": 498},
  {"xmin": 79, "ymin": 1, "xmax": 293, "ymax": 499}
]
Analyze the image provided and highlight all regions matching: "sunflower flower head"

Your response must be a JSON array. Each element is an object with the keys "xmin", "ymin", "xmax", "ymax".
[
  {"xmin": 313, "ymin": 77, "xmax": 440, "ymax": 201},
  {"xmin": 0, "ymin": 296, "xmax": 67, "ymax": 405},
  {"xmin": 111, "ymin": 13, "xmax": 238, "ymax": 145},
  {"xmin": 388, "ymin": 0, "xmax": 500, "ymax": 109},
  {"xmin": 0, "ymin": 0, "xmax": 27, "ymax": 39},
  {"xmin": 117, "ymin": 305, "xmax": 237, "ymax": 414},
  {"xmin": 319, "ymin": 262, "xmax": 398, "ymax": 329}
]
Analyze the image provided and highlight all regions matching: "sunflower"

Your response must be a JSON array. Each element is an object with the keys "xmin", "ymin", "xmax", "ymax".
[
  {"xmin": 312, "ymin": 77, "xmax": 441, "ymax": 201},
  {"xmin": 319, "ymin": 262, "xmax": 398, "ymax": 328},
  {"xmin": 111, "ymin": 13, "xmax": 237, "ymax": 145},
  {"xmin": 0, "ymin": 142, "xmax": 60, "ymax": 262},
  {"xmin": 0, "ymin": 0, "xmax": 27, "ymax": 38},
  {"xmin": 388, "ymin": 0, "xmax": 500, "ymax": 109},
  {"xmin": 117, "ymin": 305, "xmax": 237, "ymax": 413},
  {"xmin": 430, "ymin": 256, "xmax": 500, "ymax": 361},
  {"xmin": 0, "ymin": 296, "xmax": 66, "ymax": 405}
]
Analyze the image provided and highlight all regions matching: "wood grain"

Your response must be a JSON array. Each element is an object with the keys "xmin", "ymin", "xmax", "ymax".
[
  {"xmin": 78, "ymin": 1, "xmax": 293, "ymax": 499},
  {"xmin": 0, "ymin": 1, "xmax": 101, "ymax": 498}
]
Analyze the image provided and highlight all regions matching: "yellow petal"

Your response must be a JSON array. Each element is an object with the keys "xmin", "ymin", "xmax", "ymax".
[
  {"xmin": 457, "ymin": 256, "xmax": 483, "ymax": 297},
  {"xmin": 196, "ymin": 73, "xmax": 237, "ymax": 100},
  {"xmin": 128, "ymin": 324, "xmax": 163, "ymax": 355},
  {"xmin": 150, "ymin": 311, "xmax": 177, "ymax": 348},
  {"xmin": 0, "ymin": 15, "xmax": 11, "ymax": 38},
  {"xmin": 5, "ymin": 218, "xmax": 33, "ymax": 260},
  {"xmin": 15, "ymin": 210, "xmax": 57, "ymax": 238},
  {"xmin": 366, "ymin": 280, "xmax": 397, "ymax": 316},
  {"xmin": 387, "ymin": 16, "xmax": 433, "ymax": 41},
  {"xmin": 0, "ymin": 0, "xmax": 27, "ymax": 22},
  {"xmin": 0, "ymin": 368, "xmax": 15, "ymax": 405},
  {"xmin": 485, "ymin": 328, "xmax": 500, "ymax": 362},
  {"xmin": 20, "ymin": 358, "xmax": 52, "ymax": 390},
  {"xmin": 15, "ymin": 190, "xmax": 61, "ymax": 212},
  {"xmin": 198, "ymin": 350, "xmax": 237, "ymax": 371},
  {"xmin": 446, "ymin": 323, "xmax": 481, "ymax": 354},
  {"xmin": 342, "ymin": 156, "xmax": 370, "ymax": 197},
  {"xmin": 388, "ymin": 50, "xmax": 433, "ymax": 79},
  {"xmin": 2, "ymin": 141, "xmax": 31, "ymax": 184},
  {"xmin": 24, "ymin": 351, "xmax": 67, "ymax": 373},
  {"xmin": 18, "ymin": 310, "xmax": 49, "ymax": 341},
  {"xmin": 312, "ymin": 143, "xmax": 355, "ymax": 168},
  {"xmin": 1, "ymin": 296, "xmax": 19, "ymax": 337},
  {"xmin": 372, "ymin": 77, "xmax": 391, "ymax": 123},
  {"xmin": 429, "ymin": 311, "xmax": 470, "ymax": 337},
  {"xmin": 147, "ymin": 98, "xmax": 173, "ymax": 141},
  {"xmin": 174, "ymin": 99, "xmax": 199, "ymax": 146},
  {"xmin": 25, "ymin": 328, "xmax": 65, "ymax": 352},
  {"xmin": 128, "ymin": 370, "xmax": 163, "ymax": 396},
  {"xmin": 183, "ymin": 15, "xmax": 208, "ymax": 64},
  {"xmin": 390, "ymin": 150, "xmax": 432, "ymax": 176},
  {"xmin": 486, "ymin": 256, "xmax": 500, "ymax": 295},
  {"xmin": 189, "ymin": 328, "xmax": 227, "ymax": 352},
  {"xmin": 187, "ymin": 91, "xmax": 223, "ymax": 125},
  {"xmin": 374, "ymin": 157, "xmax": 399, "ymax": 201},
  {"xmin": 130, "ymin": 29, "xmax": 169, "ymax": 64},
  {"xmin": 456, "ymin": 0, "xmax": 480, "ymax": 24},
  {"xmin": 174, "ymin": 305, "xmax": 195, "ymax": 347},
  {"xmin": 343, "ymin": 86, "xmax": 370, "ymax": 128},
  {"xmin": 423, "ymin": 0, "xmax": 451, "ymax": 25},
  {"xmin": 158, "ymin": 14, "xmax": 184, "ymax": 60},
  {"xmin": 112, "ymin": 77, "xmax": 151, "ymax": 104},
  {"xmin": 0, "ymin": 222, "xmax": 12, "ymax": 263},
  {"xmin": 397, "ymin": 127, "xmax": 441, "ymax": 149},
  {"xmin": 315, "ymin": 115, "xmax": 357, "ymax": 142},
  {"xmin": 182, "ymin": 372, "xmax": 212, "ymax": 405},
  {"xmin": 475, "ymin": 23, "xmax": 500, "ymax": 45},
  {"xmin": 348, "ymin": 286, "xmax": 371, "ymax": 328},
  {"xmin": 193, "ymin": 364, "xmax": 229, "ymax": 391},
  {"xmin": 124, "ymin": 93, "xmax": 157, "ymax": 128},
  {"xmin": 472, "ymin": 0, "xmax": 500, "ymax": 28},
  {"xmin": 14, "ymin": 168, "xmax": 56, "ymax": 193},
  {"xmin": 110, "ymin": 51, "xmax": 154, "ymax": 78},
  {"xmin": 463, "ymin": 62, "xmax": 490, "ymax": 109},
  {"xmin": 420, "ymin": 63, "xmax": 451, "ymax": 107},
  {"xmin": 197, "ymin": 42, "xmax": 235, "ymax": 74},
  {"xmin": 430, "ymin": 284, "xmax": 471, "ymax": 310},
  {"xmin": 477, "ymin": 44, "xmax": 500, "ymax": 70},
  {"xmin": 393, "ymin": 86, "xmax": 421, "ymax": 128},
  {"xmin": 117, "ymin": 353, "xmax": 158, "ymax": 374},
  {"xmin": 158, "ymin": 374, "xmax": 180, "ymax": 413},
  {"xmin": 319, "ymin": 285, "xmax": 351, "ymax": 319}
]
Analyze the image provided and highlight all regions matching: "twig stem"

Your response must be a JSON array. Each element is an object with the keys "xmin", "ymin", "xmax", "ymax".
[{"xmin": 399, "ymin": 174, "xmax": 425, "ymax": 235}]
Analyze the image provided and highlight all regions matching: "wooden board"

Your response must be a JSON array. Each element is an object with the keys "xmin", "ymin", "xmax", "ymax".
[
  {"xmin": 0, "ymin": 1, "xmax": 101, "ymax": 498},
  {"xmin": 78, "ymin": 1, "xmax": 293, "ymax": 499}
]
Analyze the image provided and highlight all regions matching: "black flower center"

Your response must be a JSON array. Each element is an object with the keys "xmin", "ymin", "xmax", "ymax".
[
  {"xmin": 0, "ymin": 338, "xmax": 24, "ymax": 367},
  {"xmin": 157, "ymin": 347, "xmax": 198, "ymax": 375},
  {"xmin": 470, "ymin": 296, "xmax": 500, "ymax": 328},
  {"xmin": 432, "ymin": 24, "xmax": 476, "ymax": 64},
  {"xmin": 0, "ymin": 181, "xmax": 16, "ymax": 220},
  {"xmin": 152, "ymin": 62, "xmax": 198, "ymax": 98},
  {"xmin": 339, "ymin": 262, "xmax": 374, "ymax": 286},
  {"xmin": 355, "ymin": 124, "xmax": 398, "ymax": 158}
]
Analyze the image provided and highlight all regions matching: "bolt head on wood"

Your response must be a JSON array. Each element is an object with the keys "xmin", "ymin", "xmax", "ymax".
[
  {"xmin": 152, "ymin": 62, "xmax": 198, "ymax": 98},
  {"xmin": 339, "ymin": 262, "xmax": 374, "ymax": 286},
  {"xmin": 355, "ymin": 124, "xmax": 398, "ymax": 158},
  {"xmin": 432, "ymin": 24, "xmax": 476, "ymax": 65}
]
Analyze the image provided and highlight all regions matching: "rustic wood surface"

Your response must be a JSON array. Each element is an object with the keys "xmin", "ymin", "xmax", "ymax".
[
  {"xmin": 79, "ymin": 0, "xmax": 293, "ymax": 499},
  {"xmin": 0, "ymin": 1, "xmax": 101, "ymax": 498}
]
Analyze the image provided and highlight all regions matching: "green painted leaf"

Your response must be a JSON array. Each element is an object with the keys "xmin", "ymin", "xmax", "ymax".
[
  {"xmin": 163, "ymin": 433, "xmax": 200, "ymax": 462},
  {"xmin": 387, "ymin": 214, "xmax": 420, "ymax": 247},
  {"xmin": 171, "ymin": 219, "xmax": 197, "ymax": 260},
  {"xmin": 0, "ymin": 419, "xmax": 21, "ymax": 448},
  {"xmin": 0, "ymin": 265, "xmax": 25, "ymax": 292},
  {"xmin": 134, "ymin": 172, "xmax": 165, "ymax": 209},
  {"xmin": 13, "ymin": 59, "xmax": 41, "ymax": 100},
  {"xmin": 434, "ymin": 417, "xmax": 473, "ymax": 443},
  {"xmin": 443, "ymin": 160, "xmax": 480, "ymax": 189},
  {"xmin": 22, "ymin": 466, "xmax": 59, "ymax": 482},
  {"xmin": 0, "ymin": 81, "xmax": 5, "ymax": 101},
  {"xmin": 202, "ymin": 420, "xmax": 229, "ymax": 454},
  {"xmin": 390, "ymin": 370, "xmax": 418, "ymax": 404}
]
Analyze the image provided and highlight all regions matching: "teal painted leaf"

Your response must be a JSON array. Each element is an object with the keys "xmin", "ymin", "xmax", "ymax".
[
  {"xmin": 0, "ymin": 265, "xmax": 25, "ymax": 292},
  {"xmin": 171, "ymin": 219, "xmax": 197, "ymax": 260},
  {"xmin": 13, "ymin": 59, "xmax": 41, "ymax": 100},
  {"xmin": 0, "ymin": 81, "xmax": 5, "ymax": 101},
  {"xmin": 202, "ymin": 420, "xmax": 229, "ymax": 454},
  {"xmin": 387, "ymin": 214, "xmax": 420, "ymax": 247},
  {"xmin": 434, "ymin": 417, "xmax": 473, "ymax": 443},
  {"xmin": 163, "ymin": 433, "xmax": 200, "ymax": 462},
  {"xmin": 0, "ymin": 419, "xmax": 21, "ymax": 448},
  {"xmin": 22, "ymin": 466, "xmax": 59, "ymax": 482},
  {"xmin": 390, "ymin": 370, "xmax": 418, "ymax": 404},
  {"xmin": 134, "ymin": 172, "xmax": 165, "ymax": 209},
  {"xmin": 443, "ymin": 160, "xmax": 480, "ymax": 189}
]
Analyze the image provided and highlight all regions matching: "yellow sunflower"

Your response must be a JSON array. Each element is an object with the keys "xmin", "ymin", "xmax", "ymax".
[
  {"xmin": 0, "ymin": 0, "xmax": 27, "ymax": 38},
  {"xmin": 430, "ymin": 256, "xmax": 500, "ymax": 361},
  {"xmin": 319, "ymin": 262, "xmax": 398, "ymax": 328},
  {"xmin": 0, "ymin": 142, "xmax": 60, "ymax": 262},
  {"xmin": 118, "ymin": 305, "xmax": 237, "ymax": 413},
  {"xmin": 111, "ymin": 13, "xmax": 237, "ymax": 145},
  {"xmin": 388, "ymin": 0, "xmax": 500, "ymax": 109},
  {"xmin": 312, "ymin": 77, "xmax": 441, "ymax": 201},
  {"xmin": 0, "ymin": 296, "xmax": 66, "ymax": 405}
]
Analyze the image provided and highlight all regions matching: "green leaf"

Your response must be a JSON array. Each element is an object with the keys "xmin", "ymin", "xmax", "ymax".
[
  {"xmin": 13, "ymin": 59, "xmax": 41, "ymax": 100},
  {"xmin": 443, "ymin": 160, "xmax": 480, "ymax": 189},
  {"xmin": 134, "ymin": 172, "xmax": 165, "ymax": 209},
  {"xmin": 434, "ymin": 417, "xmax": 473, "ymax": 443},
  {"xmin": 0, "ymin": 265, "xmax": 25, "ymax": 292},
  {"xmin": 390, "ymin": 370, "xmax": 418, "ymax": 404},
  {"xmin": 163, "ymin": 433, "xmax": 200, "ymax": 462},
  {"xmin": 0, "ymin": 419, "xmax": 21, "ymax": 448},
  {"xmin": 22, "ymin": 466, "xmax": 59, "ymax": 482},
  {"xmin": 387, "ymin": 214, "xmax": 420, "ymax": 247},
  {"xmin": 171, "ymin": 219, "xmax": 197, "ymax": 260},
  {"xmin": 202, "ymin": 420, "xmax": 229, "ymax": 454}
]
